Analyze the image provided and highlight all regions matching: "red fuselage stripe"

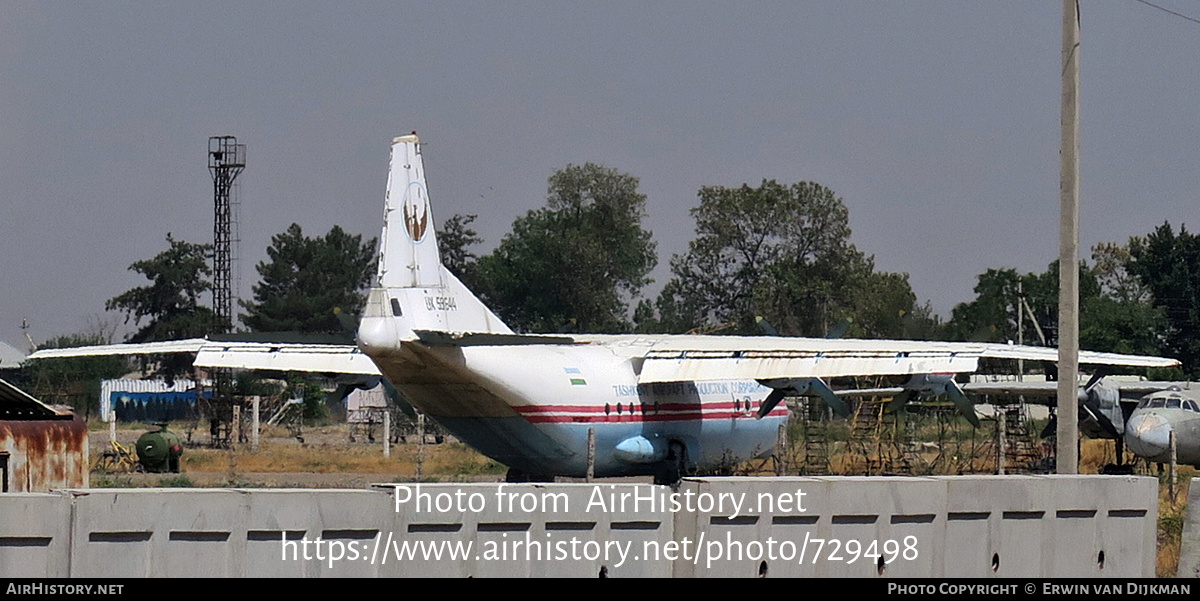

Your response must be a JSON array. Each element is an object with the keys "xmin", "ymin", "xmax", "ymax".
[
  {"xmin": 511, "ymin": 401, "xmax": 777, "ymax": 413},
  {"xmin": 519, "ymin": 410, "xmax": 787, "ymax": 424}
]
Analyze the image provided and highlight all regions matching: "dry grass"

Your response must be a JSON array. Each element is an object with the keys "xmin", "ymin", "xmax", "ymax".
[
  {"xmin": 1080, "ymin": 438, "xmax": 1122, "ymax": 471},
  {"xmin": 1156, "ymin": 471, "xmax": 1194, "ymax": 578},
  {"xmin": 90, "ymin": 422, "xmax": 506, "ymax": 484},
  {"xmin": 180, "ymin": 440, "xmax": 503, "ymax": 477}
]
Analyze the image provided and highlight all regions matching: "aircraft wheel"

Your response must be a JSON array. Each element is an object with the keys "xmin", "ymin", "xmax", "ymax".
[{"xmin": 1100, "ymin": 463, "xmax": 1134, "ymax": 475}]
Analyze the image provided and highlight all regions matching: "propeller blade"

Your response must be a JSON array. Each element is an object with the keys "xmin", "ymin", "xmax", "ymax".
[
  {"xmin": 1041, "ymin": 413, "xmax": 1057, "ymax": 439},
  {"xmin": 755, "ymin": 316, "xmax": 780, "ymax": 337},
  {"xmin": 1081, "ymin": 395, "xmax": 1121, "ymax": 439},
  {"xmin": 825, "ymin": 318, "xmax": 852, "ymax": 339},
  {"xmin": 946, "ymin": 381, "xmax": 980, "ymax": 427},
  {"xmin": 808, "ymin": 378, "xmax": 851, "ymax": 418},
  {"xmin": 1082, "ymin": 368, "xmax": 1108, "ymax": 393},
  {"xmin": 756, "ymin": 388, "xmax": 787, "ymax": 420},
  {"xmin": 325, "ymin": 383, "xmax": 356, "ymax": 406},
  {"xmin": 886, "ymin": 389, "xmax": 916, "ymax": 413},
  {"xmin": 333, "ymin": 307, "xmax": 359, "ymax": 335}
]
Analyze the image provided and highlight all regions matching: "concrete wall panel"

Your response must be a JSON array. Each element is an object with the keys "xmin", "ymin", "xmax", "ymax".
[
  {"xmin": 0, "ymin": 475, "xmax": 1158, "ymax": 578},
  {"xmin": 0, "ymin": 492, "xmax": 70, "ymax": 577}
]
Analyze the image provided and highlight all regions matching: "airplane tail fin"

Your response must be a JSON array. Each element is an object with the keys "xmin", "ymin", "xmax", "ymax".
[
  {"xmin": 378, "ymin": 132, "xmax": 443, "ymax": 289},
  {"xmin": 358, "ymin": 133, "xmax": 512, "ymax": 350}
]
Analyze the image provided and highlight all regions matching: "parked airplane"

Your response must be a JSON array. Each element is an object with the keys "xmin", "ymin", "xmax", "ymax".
[
  {"xmin": 843, "ymin": 373, "xmax": 1200, "ymax": 468},
  {"xmin": 29, "ymin": 133, "xmax": 1182, "ymax": 483},
  {"xmin": 1120, "ymin": 388, "xmax": 1200, "ymax": 467}
]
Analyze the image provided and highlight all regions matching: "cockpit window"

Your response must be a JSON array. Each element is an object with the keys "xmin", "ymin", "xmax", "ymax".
[
  {"xmin": 1150, "ymin": 398, "xmax": 1166, "ymax": 409},
  {"xmin": 1185, "ymin": 400, "xmax": 1199, "ymax": 413},
  {"xmin": 1167, "ymin": 399, "xmax": 1182, "ymax": 410}
]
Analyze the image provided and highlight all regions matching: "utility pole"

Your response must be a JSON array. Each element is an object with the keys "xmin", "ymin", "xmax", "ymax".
[
  {"xmin": 1017, "ymin": 280, "xmax": 1024, "ymax": 381},
  {"xmin": 1057, "ymin": 0, "xmax": 1081, "ymax": 474}
]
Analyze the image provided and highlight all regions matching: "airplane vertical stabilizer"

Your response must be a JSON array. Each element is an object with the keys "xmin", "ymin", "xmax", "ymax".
[
  {"xmin": 359, "ymin": 133, "xmax": 513, "ymax": 350},
  {"xmin": 378, "ymin": 133, "xmax": 443, "ymax": 289}
]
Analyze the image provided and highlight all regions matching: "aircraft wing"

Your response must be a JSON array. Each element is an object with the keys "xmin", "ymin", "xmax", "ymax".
[
  {"xmin": 835, "ymin": 387, "xmax": 908, "ymax": 398},
  {"xmin": 26, "ymin": 338, "xmax": 209, "ymax": 358},
  {"xmin": 636, "ymin": 336, "xmax": 1180, "ymax": 384},
  {"xmin": 832, "ymin": 379, "xmax": 1196, "ymax": 405},
  {"xmin": 28, "ymin": 333, "xmax": 1180, "ymax": 385},
  {"xmin": 956, "ymin": 380, "xmax": 1194, "ymax": 399},
  {"xmin": 972, "ymin": 345, "xmax": 1180, "ymax": 368},
  {"xmin": 28, "ymin": 338, "xmax": 381, "ymax": 376}
]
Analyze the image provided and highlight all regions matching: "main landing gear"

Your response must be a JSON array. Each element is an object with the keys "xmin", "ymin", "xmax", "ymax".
[
  {"xmin": 1100, "ymin": 437, "xmax": 1135, "ymax": 475},
  {"xmin": 653, "ymin": 441, "xmax": 688, "ymax": 486}
]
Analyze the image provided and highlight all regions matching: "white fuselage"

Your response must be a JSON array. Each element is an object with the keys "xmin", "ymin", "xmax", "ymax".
[
  {"xmin": 1125, "ymin": 406, "xmax": 1200, "ymax": 467},
  {"xmin": 361, "ymin": 332, "xmax": 786, "ymax": 477}
]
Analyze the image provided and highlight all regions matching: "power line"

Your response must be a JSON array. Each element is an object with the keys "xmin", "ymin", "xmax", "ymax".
[{"xmin": 1133, "ymin": 0, "xmax": 1200, "ymax": 26}]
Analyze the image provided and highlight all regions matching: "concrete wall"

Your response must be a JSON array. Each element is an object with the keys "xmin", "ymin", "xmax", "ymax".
[
  {"xmin": 0, "ymin": 492, "xmax": 73, "ymax": 577},
  {"xmin": 0, "ymin": 475, "xmax": 1156, "ymax": 578},
  {"xmin": 673, "ymin": 476, "xmax": 1156, "ymax": 578}
]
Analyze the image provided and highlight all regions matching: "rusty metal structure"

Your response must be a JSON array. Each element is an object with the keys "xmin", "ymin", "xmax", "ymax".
[{"xmin": 0, "ymin": 378, "xmax": 88, "ymax": 492}]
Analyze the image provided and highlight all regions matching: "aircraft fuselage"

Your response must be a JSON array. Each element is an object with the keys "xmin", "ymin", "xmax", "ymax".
[
  {"xmin": 364, "ymin": 336, "xmax": 787, "ymax": 478},
  {"xmin": 1124, "ymin": 392, "xmax": 1200, "ymax": 467}
]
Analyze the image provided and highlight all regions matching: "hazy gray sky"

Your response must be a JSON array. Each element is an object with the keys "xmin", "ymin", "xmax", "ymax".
[{"xmin": 3, "ymin": 1, "xmax": 1199, "ymax": 348}]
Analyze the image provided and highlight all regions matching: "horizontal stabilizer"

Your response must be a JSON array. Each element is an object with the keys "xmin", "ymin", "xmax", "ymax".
[
  {"xmin": 413, "ymin": 330, "xmax": 576, "ymax": 347},
  {"xmin": 194, "ymin": 342, "xmax": 380, "ymax": 375}
]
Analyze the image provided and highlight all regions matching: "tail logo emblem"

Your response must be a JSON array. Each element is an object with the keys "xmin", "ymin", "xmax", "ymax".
[{"xmin": 403, "ymin": 184, "xmax": 429, "ymax": 242}]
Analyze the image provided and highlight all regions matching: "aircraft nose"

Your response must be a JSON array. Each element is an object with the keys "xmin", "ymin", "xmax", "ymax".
[{"xmin": 1125, "ymin": 413, "xmax": 1172, "ymax": 460}]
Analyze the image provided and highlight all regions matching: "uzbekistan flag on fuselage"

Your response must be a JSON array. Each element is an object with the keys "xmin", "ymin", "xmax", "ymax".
[{"xmin": 565, "ymin": 367, "xmax": 587, "ymax": 386}]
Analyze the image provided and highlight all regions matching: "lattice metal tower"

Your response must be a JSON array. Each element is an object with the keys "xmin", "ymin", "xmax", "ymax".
[
  {"xmin": 208, "ymin": 136, "xmax": 245, "ymax": 332},
  {"xmin": 208, "ymin": 137, "xmax": 245, "ymax": 448}
]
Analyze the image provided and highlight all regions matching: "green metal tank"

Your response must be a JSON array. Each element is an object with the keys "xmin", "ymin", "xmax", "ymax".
[{"xmin": 135, "ymin": 425, "xmax": 183, "ymax": 473}]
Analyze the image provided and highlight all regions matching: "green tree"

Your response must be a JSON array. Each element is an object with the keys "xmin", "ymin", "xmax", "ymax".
[
  {"xmin": 943, "ymin": 268, "xmax": 1023, "ymax": 343},
  {"xmin": 946, "ymin": 262, "xmax": 1101, "ymax": 345},
  {"xmin": 472, "ymin": 163, "xmax": 657, "ymax": 332},
  {"xmin": 851, "ymin": 270, "xmax": 929, "ymax": 339},
  {"xmin": 1092, "ymin": 241, "xmax": 1152, "ymax": 304},
  {"xmin": 1082, "ymin": 242, "xmax": 1165, "ymax": 357},
  {"xmin": 1127, "ymin": 223, "xmax": 1200, "ymax": 374},
  {"xmin": 647, "ymin": 180, "xmax": 920, "ymax": 337},
  {"xmin": 437, "ymin": 214, "xmax": 483, "ymax": 282},
  {"xmin": 241, "ymin": 224, "xmax": 377, "ymax": 333},
  {"xmin": 106, "ymin": 234, "xmax": 219, "ymax": 342},
  {"xmin": 945, "ymin": 254, "xmax": 1163, "ymax": 360}
]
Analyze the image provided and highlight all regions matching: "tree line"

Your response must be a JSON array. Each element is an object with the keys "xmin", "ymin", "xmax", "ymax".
[{"xmin": 26, "ymin": 164, "xmax": 1200, "ymax": 389}]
